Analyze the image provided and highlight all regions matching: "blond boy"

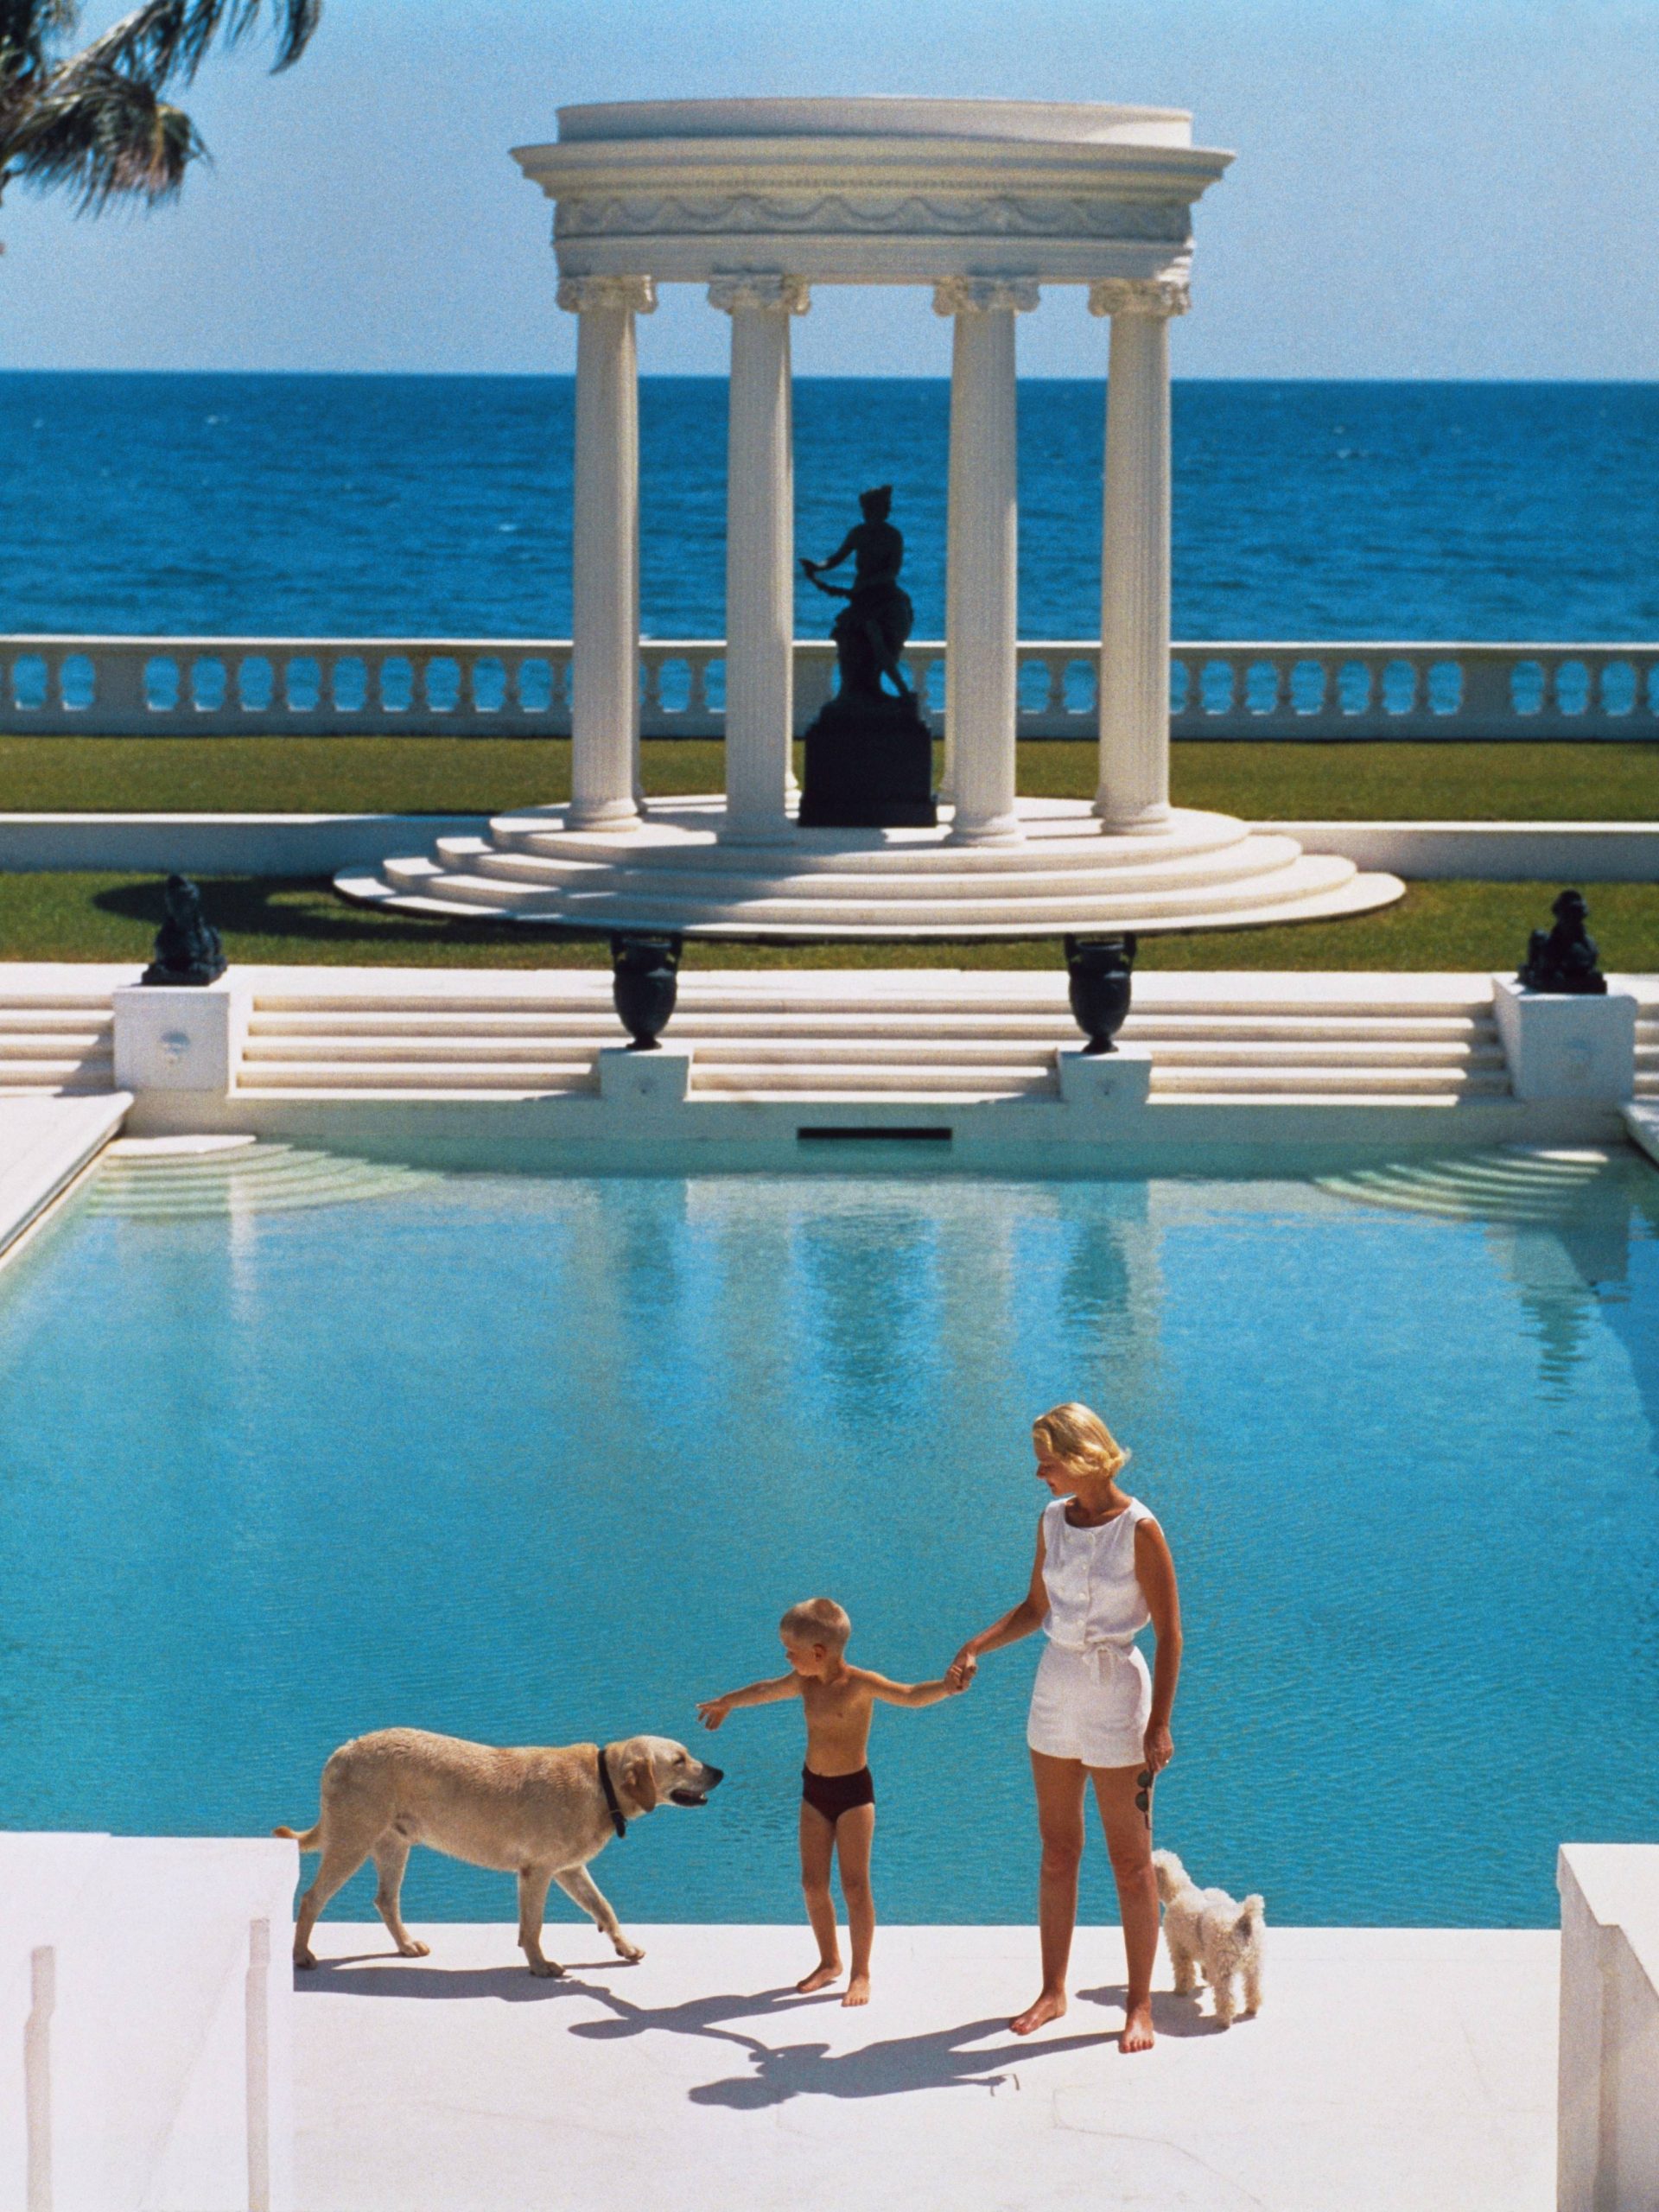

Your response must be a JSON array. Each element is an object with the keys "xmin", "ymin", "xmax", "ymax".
[{"xmin": 697, "ymin": 1598, "xmax": 965, "ymax": 2005}]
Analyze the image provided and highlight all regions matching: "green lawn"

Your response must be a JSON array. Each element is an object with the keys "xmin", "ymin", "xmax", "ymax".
[
  {"xmin": 1, "ymin": 735, "xmax": 1656, "ymax": 820},
  {"xmin": 5, "ymin": 872, "xmax": 1656, "ymax": 972}
]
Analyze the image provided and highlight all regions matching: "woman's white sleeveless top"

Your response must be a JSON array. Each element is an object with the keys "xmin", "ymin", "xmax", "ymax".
[{"xmin": 1039, "ymin": 1495, "xmax": 1154, "ymax": 1650}]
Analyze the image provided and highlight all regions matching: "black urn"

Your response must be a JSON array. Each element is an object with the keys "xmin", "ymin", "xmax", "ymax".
[
  {"xmin": 610, "ymin": 932, "xmax": 683, "ymax": 1050},
  {"xmin": 1065, "ymin": 933, "xmax": 1137, "ymax": 1055}
]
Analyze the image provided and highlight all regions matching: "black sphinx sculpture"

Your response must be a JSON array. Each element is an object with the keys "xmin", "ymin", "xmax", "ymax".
[
  {"xmin": 1517, "ymin": 888, "xmax": 1607, "ymax": 995},
  {"xmin": 141, "ymin": 874, "xmax": 226, "ymax": 986},
  {"xmin": 796, "ymin": 486, "xmax": 937, "ymax": 829}
]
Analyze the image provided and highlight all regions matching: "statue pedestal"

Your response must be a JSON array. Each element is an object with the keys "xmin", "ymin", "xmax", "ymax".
[
  {"xmin": 1492, "ymin": 977, "xmax": 1637, "ymax": 1101},
  {"xmin": 1057, "ymin": 1045, "xmax": 1153, "ymax": 1109},
  {"xmin": 113, "ymin": 979, "xmax": 246, "ymax": 1096},
  {"xmin": 797, "ymin": 691, "xmax": 937, "ymax": 830}
]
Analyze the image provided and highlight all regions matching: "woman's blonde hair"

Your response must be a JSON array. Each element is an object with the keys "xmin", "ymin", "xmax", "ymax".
[{"xmin": 1032, "ymin": 1402, "xmax": 1129, "ymax": 1483}]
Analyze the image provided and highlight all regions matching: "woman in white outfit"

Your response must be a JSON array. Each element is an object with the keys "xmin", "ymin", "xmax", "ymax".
[{"xmin": 949, "ymin": 1402, "xmax": 1182, "ymax": 2053}]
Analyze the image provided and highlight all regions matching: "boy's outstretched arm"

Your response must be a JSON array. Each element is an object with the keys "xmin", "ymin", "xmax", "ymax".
[
  {"xmin": 696, "ymin": 1675, "xmax": 802, "ymax": 1729},
  {"xmin": 860, "ymin": 1669, "xmax": 967, "ymax": 1709}
]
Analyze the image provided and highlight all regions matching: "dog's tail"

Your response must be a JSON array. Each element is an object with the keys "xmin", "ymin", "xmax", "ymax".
[
  {"xmin": 273, "ymin": 1822, "xmax": 321, "ymax": 1852},
  {"xmin": 1237, "ymin": 1892, "xmax": 1266, "ymax": 1929}
]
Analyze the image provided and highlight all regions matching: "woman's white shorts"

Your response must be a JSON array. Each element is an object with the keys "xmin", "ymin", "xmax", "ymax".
[{"xmin": 1027, "ymin": 1639, "xmax": 1151, "ymax": 1768}]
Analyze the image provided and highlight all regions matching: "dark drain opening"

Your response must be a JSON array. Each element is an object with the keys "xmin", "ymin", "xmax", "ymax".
[{"xmin": 797, "ymin": 1127, "xmax": 954, "ymax": 1144}]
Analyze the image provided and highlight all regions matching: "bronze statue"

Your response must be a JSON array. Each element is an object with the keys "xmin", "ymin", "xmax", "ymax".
[
  {"xmin": 141, "ymin": 874, "xmax": 226, "ymax": 986},
  {"xmin": 1517, "ymin": 888, "xmax": 1607, "ymax": 995},
  {"xmin": 796, "ymin": 486, "xmax": 936, "ymax": 830},
  {"xmin": 801, "ymin": 484, "xmax": 915, "ymax": 701}
]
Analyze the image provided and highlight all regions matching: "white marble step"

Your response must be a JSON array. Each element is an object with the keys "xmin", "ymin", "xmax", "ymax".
[
  {"xmin": 1150, "ymin": 1065, "xmax": 1509, "ymax": 1096},
  {"xmin": 240, "ymin": 1060, "xmax": 597, "ymax": 1093},
  {"xmin": 346, "ymin": 868, "xmax": 1398, "ymax": 938},
  {"xmin": 692, "ymin": 1063, "xmax": 1055, "ymax": 1096},
  {"xmin": 679, "ymin": 1037, "xmax": 1500, "ymax": 1069},
  {"xmin": 0, "ymin": 1010, "xmax": 113, "ymax": 1033},
  {"xmin": 384, "ymin": 855, "xmax": 1361, "ymax": 930},
  {"xmin": 0, "ymin": 1031, "xmax": 112, "ymax": 1056},
  {"xmin": 0, "ymin": 1061, "xmax": 116, "ymax": 1092},
  {"xmin": 244, "ymin": 1037, "xmax": 604, "ymax": 1065},
  {"xmin": 244, "ymin": 1005, "xmax": 1494, "ymax": 1040},
  {"xmin": 344, "ymin": 793, "xmax": 1408, "ymax": 939},
  {"xmin": 491, "ymin": 804, "xmax": 1257, "ymax": 873},
  {"xmin": 454, "ymin": 836, "xmax": 1306, "ymax": 902}
]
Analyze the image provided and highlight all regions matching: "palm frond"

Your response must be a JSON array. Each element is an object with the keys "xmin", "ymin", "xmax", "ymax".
[
  {"xmin": 8, "ymin": 57, "xmax": 202, "ymax": 209},
  {"xmin": 2, "ymin": 2, "xmax": 84, "ymax": 84},
  {"xmin": 77, "ymin": 0, "xmax": 318, "ymax": 89}
]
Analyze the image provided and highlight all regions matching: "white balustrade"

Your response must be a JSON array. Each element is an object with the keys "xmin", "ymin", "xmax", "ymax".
[{"xmin": 3, "ymin": 636, "xmax": 1657, "ymax": 742}]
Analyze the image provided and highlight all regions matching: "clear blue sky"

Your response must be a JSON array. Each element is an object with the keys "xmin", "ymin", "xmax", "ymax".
[{"xmin": 1, "ymin": 0, "xmax": 1654, "ymax": 379}]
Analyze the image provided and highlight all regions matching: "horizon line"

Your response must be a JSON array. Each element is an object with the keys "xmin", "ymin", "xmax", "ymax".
[{"xmin": 0, "ymin": 367, "xmax": 1653, "ymax": 388}]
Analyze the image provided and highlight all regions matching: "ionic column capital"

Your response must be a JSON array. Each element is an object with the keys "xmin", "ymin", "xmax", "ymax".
[
  {"xmin": 708, "ymin": 273, "xmax": 810, "ymax": 315},
  {"xmin": 556, "ymin": 274, "xmax": 658, "ymax": 315},
  {"xmin": 931, "ymin": 276, "xmax": 1040, "ymax": 318},
  {"xmin": 1088, "ymin": 276, "xmax": 1190, "ymax": 321}
]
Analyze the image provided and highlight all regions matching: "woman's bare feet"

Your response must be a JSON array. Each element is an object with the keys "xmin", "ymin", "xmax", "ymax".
[
  {"xmin": 1120, "ymin": 1999, "xmax": 1155, "ymax": 2053},
  {"xmin": 797, "ymin": 1959, "xmax": 842, "ymax": 1994},
  {"xmin": 842, "ymin": 1974, "xmax": 871, "ymax": 2007},
  {"xmin": 1010, "ymin": 1988, "xmax": 1067, "ymax": 2036}
]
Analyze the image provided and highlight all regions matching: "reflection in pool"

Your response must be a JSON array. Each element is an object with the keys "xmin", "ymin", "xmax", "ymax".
[{"xmin": 1, "ymin": 1147, "xmax": 1654, "ymax": 1929}]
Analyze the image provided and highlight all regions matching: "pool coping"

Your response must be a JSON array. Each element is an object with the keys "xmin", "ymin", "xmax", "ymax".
[{"xmin": 0, "ymin": 1092, "xmax": 131, "ymax": 1265}]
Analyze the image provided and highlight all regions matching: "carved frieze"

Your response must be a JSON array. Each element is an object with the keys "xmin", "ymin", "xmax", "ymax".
[{"xmin": 556, "ymin": 193, "xmax": 1190, "ymax": 245}]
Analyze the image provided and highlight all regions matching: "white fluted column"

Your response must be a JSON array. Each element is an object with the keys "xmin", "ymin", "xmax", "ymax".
[
  {"xmin": 934, "ymin": 278, "xmax": 1036, "ymax": 844},
  {"xmin": 709, "ymin": 275, "xmax": 808, "ymax": 841},
  {"xmin": 1090, "ymin": 276, "xmax": 1187, "ymax": 832},
  {"xmin": 557, "ymin": 275, "xmax": 656, "ymax": 831}
]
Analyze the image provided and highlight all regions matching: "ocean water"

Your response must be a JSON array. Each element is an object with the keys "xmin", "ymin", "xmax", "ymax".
[
  {"xmin": 1, "ymin": 1149, "xmax": 1655, "ymax": 1931},
  {"xmin": 1, "ymin": 373, "xmax": 1656, "ymax": 643}
]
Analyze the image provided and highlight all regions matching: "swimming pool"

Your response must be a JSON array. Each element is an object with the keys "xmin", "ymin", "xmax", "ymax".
[{"xmin": 1, "ymin": 1145, "xmax": 1654, "ymax": 1930}]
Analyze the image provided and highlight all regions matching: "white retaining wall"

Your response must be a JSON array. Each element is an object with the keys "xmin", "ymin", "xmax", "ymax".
[
  {"xmin": 0, "ymin": 1834, "xmax": 297, "ymax": 2212},
  {"xmin": 1, "ymin": 812, "xmax": 1656, "ymax": 880}
]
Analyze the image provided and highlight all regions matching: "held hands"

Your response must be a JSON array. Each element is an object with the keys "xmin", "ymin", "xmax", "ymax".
[
  {"xmin": 945, "ymin": 1647, "xmax": 979, "ymax": 1693},
  {"xmin": 696, "ymin": 1697, "xmax": 732, "ymax": 1732}
]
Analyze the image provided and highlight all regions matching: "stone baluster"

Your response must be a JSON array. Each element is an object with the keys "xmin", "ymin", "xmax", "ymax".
[
  {"xmin": 558, "ymin": 275, "xmax": 656, "ymax": 830},
  {"xmin": 934, "ymin": 277, "xmax": 1038, "ymax": 843},
  {"xmin": 710, "ymin": 275, "xmax": 808, "ymax": 840},
  {"xmin": 1090, "ymin": 276, "xmax": 1188, "ymax": 832}
]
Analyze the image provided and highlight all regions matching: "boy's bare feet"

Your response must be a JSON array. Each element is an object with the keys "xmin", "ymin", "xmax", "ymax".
[
  {"xmin": 1120, "ymin": 1999, "xmax": 1155, "ymax": 2053},
  {"xmin": 1010, "ymin": 1989, "xmax": 1067, "ymax": 2036},
  {"xmin": 797, "ymin": 1960, "xmax": 842, "ymax": 1993},
  {"xmin": 842, "ymin": 1974, "xmax": 871, "ymax": 2007}
]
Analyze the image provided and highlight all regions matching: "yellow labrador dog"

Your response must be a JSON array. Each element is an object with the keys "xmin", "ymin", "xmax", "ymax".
[{"xmin": 276, "ymin": 1726, "xmax": 722, "ymax": 1975}]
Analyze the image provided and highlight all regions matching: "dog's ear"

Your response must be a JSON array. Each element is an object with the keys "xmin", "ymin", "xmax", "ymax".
[{"xmin": 625, "ymin": 1757, "xmax": 659, "ymax": 1814}]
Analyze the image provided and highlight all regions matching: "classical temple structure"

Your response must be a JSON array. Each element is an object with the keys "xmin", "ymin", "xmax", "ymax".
[{"xmin": 349, "ymin": 98, "xmax": 1401, "ymax": 937}]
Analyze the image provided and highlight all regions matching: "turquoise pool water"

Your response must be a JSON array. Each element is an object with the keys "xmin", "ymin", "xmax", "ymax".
[{"xmin": 2, "ymin": 1147, "xmax": 1655, "ymax": 1931}]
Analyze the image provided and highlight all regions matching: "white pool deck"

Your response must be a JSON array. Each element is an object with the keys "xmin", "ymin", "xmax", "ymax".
[
  {"xmin": 0, "ymin": 1090, "xmax": 130, "ymax": 1259},
  {"xmin": 292, "ymin": 1923, "xmax": 1557, "ymax": 2212}
]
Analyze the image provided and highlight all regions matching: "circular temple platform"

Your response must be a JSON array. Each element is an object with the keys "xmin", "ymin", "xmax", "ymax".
[{"xmin": 338, "ymin": 797, "xmax": 1405, "ymax": 940}]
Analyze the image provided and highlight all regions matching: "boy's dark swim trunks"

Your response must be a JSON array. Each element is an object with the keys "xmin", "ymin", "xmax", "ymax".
[{"xmin": 801, "ymin": 1764, "xmax": 875, "ymax": 1825}]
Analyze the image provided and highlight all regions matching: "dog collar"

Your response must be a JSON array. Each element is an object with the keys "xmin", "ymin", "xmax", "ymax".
[{"xmin": 597, "ymin": 1747, "xmax": 627, "ymax": 1840}]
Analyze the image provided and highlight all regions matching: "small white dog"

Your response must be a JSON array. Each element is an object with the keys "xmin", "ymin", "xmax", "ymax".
[{"xmin": 1152, "ymin": 1849, "xmax": 1265, "ymax": 2025}]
